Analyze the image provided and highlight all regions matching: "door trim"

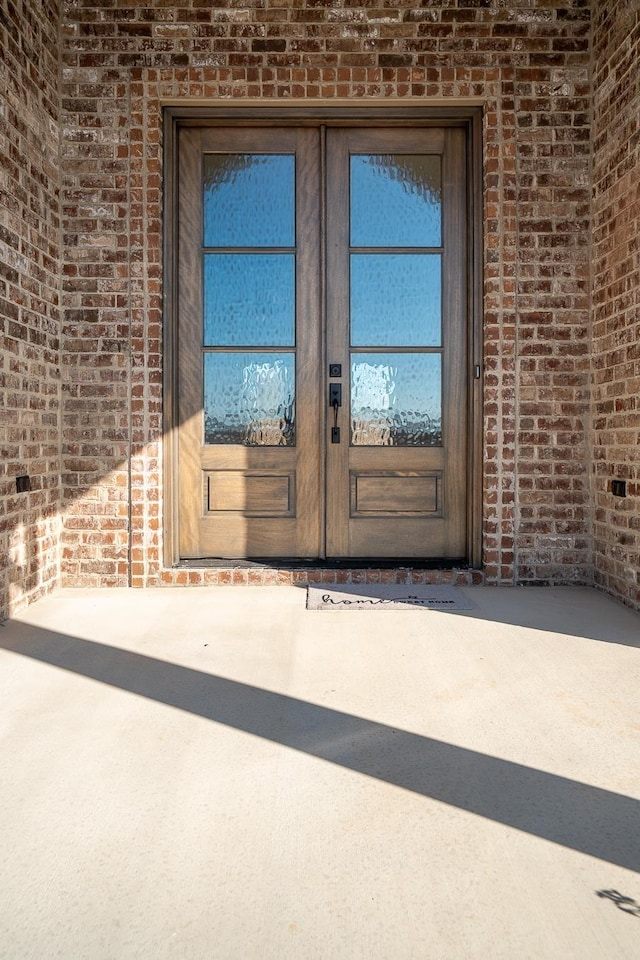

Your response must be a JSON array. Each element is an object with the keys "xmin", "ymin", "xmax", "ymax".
[{"xmin": 163, "ymin": 105, "xmax": 483, "ymax": 569}]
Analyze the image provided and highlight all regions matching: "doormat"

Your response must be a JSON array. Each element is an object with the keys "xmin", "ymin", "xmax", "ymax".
[{"xmin": 307, "ymin": 584, "xmax": 475, "ymax": 611}]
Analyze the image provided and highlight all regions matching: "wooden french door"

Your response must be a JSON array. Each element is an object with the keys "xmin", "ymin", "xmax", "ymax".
[
  {"xmin": 176, "ymin": 124, "xmax": 469, "ymax": 560},
  {"xmin": 177, "ymin": 127, "xmax": 321, "ymax": 558}
]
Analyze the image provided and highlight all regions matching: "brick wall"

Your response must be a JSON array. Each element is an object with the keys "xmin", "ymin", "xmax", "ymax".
[
  {"xmin": 592, "ymin": 0, "xmax": 640, "ymax": 610},
  {"xmin": 57, "ymin": 0, "xmax": 594, "ymax": 592},
  {"xmin": 60, "ymin": 0, "xmax": 132, "ymax": 587},
  {"xmin": 513, "ymin": 6, "xmax": 592, "ymax": 586},
  {"xmin": 6, "ymin": 3, "xmax": 638, "ymax": 615},
  {"xmin": 0, "ymin": 0, "xmax": 61, "ymax": 619}
]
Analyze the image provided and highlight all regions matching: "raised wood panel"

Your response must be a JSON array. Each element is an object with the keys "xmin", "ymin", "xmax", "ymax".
[
  {"xmin": 206, "ymin": 471, "xmax": 294, "ymax": 517},
  {"xmin": 351, "ymin": 471, "xmax": 440, "ymax": 517}
]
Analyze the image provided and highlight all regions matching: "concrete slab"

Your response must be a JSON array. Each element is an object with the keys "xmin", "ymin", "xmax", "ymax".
[{"xmin": 0, "ymin": 585, "xmax": 639, "ymax": 959}]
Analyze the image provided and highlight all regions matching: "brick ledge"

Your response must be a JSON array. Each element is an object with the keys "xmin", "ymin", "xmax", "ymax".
[{"xmin": 155, "ymin": 567, "xmax": 485, "ymax": 587}]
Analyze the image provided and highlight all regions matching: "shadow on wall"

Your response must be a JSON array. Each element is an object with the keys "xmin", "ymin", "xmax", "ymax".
[
  {"xmin": 1, "ymin": 620, "xmax": 639, "ymax": 874},
  {"xmin": 1, "ymin": 469, "xmax": 122, "ymax": 622},
  {"xmin": 2, "ymin": 504, "xmax": 62, "ymax": 622}
]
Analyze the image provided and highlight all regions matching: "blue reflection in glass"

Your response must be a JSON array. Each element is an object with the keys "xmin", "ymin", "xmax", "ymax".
[
  {"xmin": 351, "ymin": 353, "xmax": 441, "ymax": 446},
  {"xmin": 204, "ymin": 352, "xmax": 295, "ymax": 446},
  {"xmin": 204, "ymin": 154, "xmax": 295, "ymax": 248},
  {"xmin": 204, "ymin": 254, "xmax": 295, "ymax": 347},
  {"xmin": 351, "ymin": 254, "xmax": 441, "ymax": 346},
  {"xmin": 351, "ymin": 155, "xmax": 441, "ymax": 248}
]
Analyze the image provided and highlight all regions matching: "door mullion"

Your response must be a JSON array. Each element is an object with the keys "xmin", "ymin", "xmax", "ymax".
[
  {"xmin": 319, "ymin": 124, "xmax": 328, "ymax": 559},
  {"xmin": 293, "ymin": 126, "xmax": 324, "ymax": 558},
  {"xmin": 324, "ymin": 129, "xmax": 351, "ymax": 557}
]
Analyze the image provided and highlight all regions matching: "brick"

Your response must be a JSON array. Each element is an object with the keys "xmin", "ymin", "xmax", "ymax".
[
  {"xmin": 591, "ymin": 0, "xmax": 640, "ymax": 610},
  {"xmin": 0, "ymin": 0, "xmax": 62, "ymax": 618},
  {"xmin": 3, "ymin": 0, "xmax": 639, "ymax": 616}
]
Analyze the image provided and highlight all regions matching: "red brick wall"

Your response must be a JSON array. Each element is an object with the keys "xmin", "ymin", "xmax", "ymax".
[
  {"xmin": 592, "ymin": 0, "xmax": 640, "ymax": 610},
  {"xmin": 60, "ymin": 1, "xmax": 132, "ymax": 587},
  {"xmin": 513, "ymin": 9, "xmax": 592, "ymax": 587},
  {"xmin": 8, "ymin": 3, "xmax": 639, "ymax": 614},
  {"xmin": 57, "ymin": 0, "xmax": 594, "ymax": 591},
  {"xmin": 0, "ymin": 0, "xmax": 61, "ymax": 619}
]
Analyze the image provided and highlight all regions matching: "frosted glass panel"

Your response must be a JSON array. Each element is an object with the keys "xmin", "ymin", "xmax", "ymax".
[
  {"xmin": 204, "ymin": 254, "xmax": 294, "ymax": 346},
  {"xmin": 204, "ymin": 154, "xmax": 295, "ymax": 248},
  {"xmin": 351, "ymin": 254, "xmax": 441, "ymax": 346},
  {"xmin": 351, "ymin": 353, "xmax": 441, "ymax": 446},
  {"xmin": 350, "ymin": 155, "xmax": 441, "ymax": 248},
  {"xmin": 204, "ymin": 353, "xmax": 295, "ymax": 446}
]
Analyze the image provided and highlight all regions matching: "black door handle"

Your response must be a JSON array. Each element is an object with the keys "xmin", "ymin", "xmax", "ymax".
[
  {"xmin": 329, "ymin": 383, "xmax": 342, "ymax": 407},
  {"xmin": 329, "ymin": 383, "xmax": 341, "ymax": 443}
]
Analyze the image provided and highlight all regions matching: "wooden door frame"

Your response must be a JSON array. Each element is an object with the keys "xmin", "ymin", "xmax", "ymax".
[{"xmin": 163, "ymin": 104, "xmax": 483, "ymax": 569}]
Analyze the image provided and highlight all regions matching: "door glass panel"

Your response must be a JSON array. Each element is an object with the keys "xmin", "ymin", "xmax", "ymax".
[
  {"xmin": 350, "ymin": 155, "xmax": 441, "ymax": 248},
  {"xmin": 204, "ymin": 353, "xmax": 295, "ymax": 446},
  {"xmin": 351, "ymin": 254, "xmax": 441, "ymax": 346},
  {"xmin": 204, "ymin": 254, "xmax": 295, "ymax": 346},
  {"xmin": 202, "ymin": 151, "xmax": 296, "ymax": 447},
  {"xmin": 351, "ymin": 353, "xmax": 441, "ymax": 446},
  {"xmin": 204, "ymin": 154, "xmax": 295, "ymax": 247}
]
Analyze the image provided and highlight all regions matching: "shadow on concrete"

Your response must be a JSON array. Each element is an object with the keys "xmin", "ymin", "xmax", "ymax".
[
  {"xmin": 595, "ymin": 889, "xmax": 640, "ymax": 916},
  {"xmin": 302, "ymin": 583, "xmax": 640, "ymax": 648},
  {"xmin": 1, "ymin": 621, "xmax": 639, "ymax": 874}
]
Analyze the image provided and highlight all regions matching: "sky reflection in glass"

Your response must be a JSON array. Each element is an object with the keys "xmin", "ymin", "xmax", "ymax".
[
  {"xmin": 204, "ymin": 353, "xmax": 295, "ymax": 446},
  {"xmin": 350, "ymin": 155, "xmax": 441, "ymax": 248},
  {"xmin": 351, "ymin": 353, "xmax": 442, "ymax": 446},
  {"xmin": 351, "ymin": 254, "xmax": 441, "ymax": 346},
  {"xmin": 204, "ymin": 154, "xmax": 295, "ymax": 248},
  {"xmin": 204, "ymin": 254, "xmax": 295, "ymax": 346}
]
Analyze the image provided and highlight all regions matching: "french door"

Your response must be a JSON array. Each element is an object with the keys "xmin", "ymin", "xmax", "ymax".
[{"xmin": 176, "ymin": 123, "xmax": 470, "ymax": 560}]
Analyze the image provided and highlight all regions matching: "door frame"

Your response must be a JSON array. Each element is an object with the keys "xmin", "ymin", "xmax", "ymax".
[{"xmin": 163, "ymin": 104, "xmax": 484, "ymax": 569}]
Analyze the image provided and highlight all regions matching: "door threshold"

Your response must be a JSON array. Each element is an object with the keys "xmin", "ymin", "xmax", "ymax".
[{"xmin": 176, "ymin": 558, "xmax": 470, "ymax": 570}]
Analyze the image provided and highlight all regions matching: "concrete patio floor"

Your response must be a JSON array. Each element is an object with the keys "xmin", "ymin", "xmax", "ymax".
[{"xmin": 0, "ymin": 584, "xmax": 639, "ymax": 959}]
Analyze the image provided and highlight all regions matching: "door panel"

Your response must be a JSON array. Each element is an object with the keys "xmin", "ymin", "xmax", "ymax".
[
  {"xmin": 325, "ymin": 127, "xmax": 467, "ymax": 558},
  {"xmin": 176, "ymin": 124, "xmax": 468, "ymax": 561},
  {"xmin": 177, "ymin": 127, "xmax": 321, "ymax": 558}
]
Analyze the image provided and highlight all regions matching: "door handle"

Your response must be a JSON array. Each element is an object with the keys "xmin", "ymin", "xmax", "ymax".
[{"xmin": 329, "ymin": 383, "xmax": 341, "ymax": 443}]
